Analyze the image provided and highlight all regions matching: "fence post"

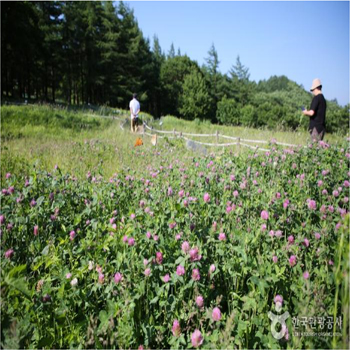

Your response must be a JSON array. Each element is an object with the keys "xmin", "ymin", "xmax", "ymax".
[
  {"xmin": 173, "ymin": 128, "xmax": 176, "ymax": 138},
  {"xmin": 237, "ymin": 137, "xmax": 241, "ymax": 154},
  {"xmin": 216, "ymin": 130, "xmax": 219, "ymax": 145}
]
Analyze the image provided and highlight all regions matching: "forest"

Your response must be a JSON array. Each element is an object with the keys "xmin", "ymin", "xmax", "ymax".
[{"xmin": 1, "ymin": 1, "xmax": 349, "ymax": 132}]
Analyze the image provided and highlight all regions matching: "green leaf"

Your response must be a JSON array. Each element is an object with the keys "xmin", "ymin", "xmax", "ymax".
[
  {"xmin": 175, "ymin": 256, "xmax": 186, "ymax": 265},
  {"xmin": 8, "ymin": 264, "xmax": 27, "ymax": 278},
  {"xmin": 74, "ymin": 215, "xmax": 81, "ymax": 226},
  {"xmin": 57, "ymin": 283, "xmax": 65, "ymax": 299},
  {"xmin": 237, "ymin": 320, "xmax": 248, "ymax": 335},
  {"xmin": 36, "ymin": 196, "xmax": 45, "ymax": 207},
  {"xmin": 217, "ymin": 248, "xmax": 224, "ymax": 256},
  {"xmin": 242, "ymin": 296, "xmax": 257, "ymax": 311},
  {"xmin": 150, "ymin": 296, "xmax": 159, "ymax": 304},
  {"xmin": 32, "ymin": 259, "xmax": 44, "ymax": 271},
  {"xmin": 5, "ymin": 277, "xmax": 31, "ymax": 298},
  {"xmin": 180, "ymin": 335, "xmax": 187, "ymax": 345},
  {"xmin": 98, "ymin": 310, "xmax": 109, "ymax": 332},
  {"xmin": 107, "ymin": 300, "xmax": 116, "ymax": 317},
  {"xmin": 41, "ymin": 245, "xmax": 50, "ymax": 256}
]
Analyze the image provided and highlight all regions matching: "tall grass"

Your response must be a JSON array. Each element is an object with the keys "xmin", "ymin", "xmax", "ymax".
[
  {"xmin": 0, "ymin": 105, "xmax": 184, "ymax": 182},
  {"xmin": 1, "ymin": 105, "xmax": 347, "ymax": 183},
  {"xmin": 155, "ymin": 115, "xmax": 346, "ymax": 146}
]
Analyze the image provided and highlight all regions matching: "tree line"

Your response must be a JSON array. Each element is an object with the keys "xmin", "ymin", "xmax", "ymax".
[{"xmin": 1, "ymin": 1, "xmax": 348, "ymax": 133}]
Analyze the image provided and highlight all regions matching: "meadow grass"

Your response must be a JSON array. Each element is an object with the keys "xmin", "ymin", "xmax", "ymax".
[
  {"xmin": 0, "ymin": 105, "xmax": 185, "ymax": 182},
  {"xmin": 156, "ymin": 115, "xmax": 346, "ymax": 146},
  {"xmin": 1, "ymin": 104, "xmax": 347, "ymax": 183}
]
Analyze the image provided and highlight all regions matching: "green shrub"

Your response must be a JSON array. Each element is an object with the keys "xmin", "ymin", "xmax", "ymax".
[{"xmin": 216, "ymin": 98, "xmax": 240, "ymax": 125}]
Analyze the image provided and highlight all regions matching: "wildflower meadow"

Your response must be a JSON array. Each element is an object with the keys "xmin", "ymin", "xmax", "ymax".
[
  {"xmin": 1, "ymin": 0, "xmax": 349, "ymax": 347},
  {"xmin": 1, "ymin": 113, "xmax": 349, "ymax": 348}
]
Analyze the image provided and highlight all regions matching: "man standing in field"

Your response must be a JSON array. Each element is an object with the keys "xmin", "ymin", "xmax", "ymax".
[
  {"xmin": 129, "ymin": 93, "xmax": 140, "ymax": 133},
  {"xmin": 302, "ymin": 78, "xmax": 327, "ymax": 141}
]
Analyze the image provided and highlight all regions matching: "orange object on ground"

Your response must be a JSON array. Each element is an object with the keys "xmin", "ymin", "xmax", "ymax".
[{"xmin": 134, "ymin": 137, "xmax": 143, "ymax": 147}]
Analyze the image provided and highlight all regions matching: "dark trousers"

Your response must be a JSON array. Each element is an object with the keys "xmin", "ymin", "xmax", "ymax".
[{"xmin": 131, "ymin": 117, "xmax": 138, "ymax": 132}]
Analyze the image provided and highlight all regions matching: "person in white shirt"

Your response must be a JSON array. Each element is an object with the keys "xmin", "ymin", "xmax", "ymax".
[{"xmin": 129, "ymin": 93, "xmax": 140, "ymax": 132}]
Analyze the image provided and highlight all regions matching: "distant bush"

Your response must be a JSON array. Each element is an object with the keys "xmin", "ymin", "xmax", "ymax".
[
  {"xmin": 240, "ymin": 105, "xmax": 257, "ymax": 127},
  {"xmin": 179, "ymin": 70, "xmax": 213, "ymax": 121},
  {"xmin": 216, "ymin": 98, "xmax": 240, "ymax": 125}
]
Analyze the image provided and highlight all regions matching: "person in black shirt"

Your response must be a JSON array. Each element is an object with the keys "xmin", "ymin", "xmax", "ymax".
[{"xmin": 302, "ymin": 78, "xmax": 327, "ymax": 141}]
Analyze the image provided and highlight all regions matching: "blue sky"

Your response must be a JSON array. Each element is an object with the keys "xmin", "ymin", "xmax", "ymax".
[{"xmin": 123, "ymin": 1, "xmax": 349, "ymax": 106}]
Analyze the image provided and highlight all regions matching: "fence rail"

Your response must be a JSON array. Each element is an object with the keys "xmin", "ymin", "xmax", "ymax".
[
  {"xmin": 142, "ymin": 121, "xmax": 297, "ymax": 152},
  {"xmin": 99, "ymin": 115, "xmax": 345, "ymax": 154},
  {"xmin": 8, "ymin": 103, "xmax": 335, "ymax": 152}
]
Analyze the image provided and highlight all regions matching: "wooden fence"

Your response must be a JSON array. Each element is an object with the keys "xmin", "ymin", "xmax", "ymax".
[{"xmin": 141, "ymin": 121, "xmax": 302, "ymax": 153}]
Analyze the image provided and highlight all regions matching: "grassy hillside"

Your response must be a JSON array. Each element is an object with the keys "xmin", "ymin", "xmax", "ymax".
[
  {"xmin": 0, "ymin": 105, "xmax": 185, "ymax": 182},
  {"xmin": 1, "ymin": 104, "xmax": 348, "ymax": 183}
]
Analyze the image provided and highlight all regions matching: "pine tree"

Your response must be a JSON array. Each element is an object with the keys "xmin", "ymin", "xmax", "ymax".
[
  {"xmin": 153, "ymin": 35, "xmax": 164, "ymax": 62},
  {"xmin": 150, "ymin": 35, "xmax": 164, "ymax": 117},
  {"xmin": 203, "ymin": 43, "xmax": 223, "ymax": 121},
  {"xmin": 205, "ymin": 44, "xmax": 219, "ymax": 77},
  {"xmin": 160, "ymin": 56, "xmax": 200, "ymax": 116},
  {"xmin": 99, "ymin": 1, "xmax": 121, "ymax": 105},
  {"xmin": 179, "ymin": 69, "xmax": 213, "ymax": 120},
  {"xmin": 229, "ymin": 55, "xmax": 250, "ymax": 81},
  {"xmin": 36, "ymin": 1, "xmax": 63, "ymax": 102},
  {"xmin": 113, "ymin": 2, "xmax": 154, "ymax": 109},
  {"xmin": 168, "ymin": 43, "xmax": 175, "ymax": 58},
  {"xmin": 83, "ymin": 1, "xmax": 104, "ymax": 104},
  {"xmin": 1, "ymin": 1, "xmax": 42, "ymax": 99},
  {"xmin": 61, "ymin": 1, "xmax": 86, "ymax": 104},
  {"xmin": 228, "ymin": 55, "xmax": 252, "ymax": 106}
]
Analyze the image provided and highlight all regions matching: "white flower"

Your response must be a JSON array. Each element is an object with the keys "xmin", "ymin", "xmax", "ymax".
[
  {"xmin": 88, "ymin": 261, "xmax": 94, "ymax": 270},
  {"xmin": 71, "ymin": 278, "xmax": 78, "ymax": 286}
]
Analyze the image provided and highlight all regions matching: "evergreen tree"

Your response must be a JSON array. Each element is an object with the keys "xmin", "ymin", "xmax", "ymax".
[
  {"xmin": 36, "ymin": 1, "xmax": 63, "ymax": 102},
  {"xmin": 82, "ymin": 1, "xmax": 105, "ymax": 104},
  {"xmin": 228, "ymin": 55, "xmax": 253, "ymax": 106},
  {"xmin": 203, "ymin": 43, "xmax": 223, "ymax": 121},
  {"xmin": 229, "ymin": 55, "xmax": 250, "ymax": 81},
  {"xmin": 257, "ymin": 75, "xmax": 291, "ymax": 93},
  {"xmin": 205, "ymin": 44, "xmax": 219, "ymax": 77},
  {"xmin": 153, "ymin": 35, "xmax": 164, "ymax": 62},
  {"xmin": 114, "ymin": 2, "xmax": 153, "ymax": 109},
  {"xmin": 160, "ymin": 55, "xmax": 200, "ymax": 116},
  {"xmin": 1, "ymin": 1, "xmax": 42, "ymax": 99},
  {"xmin": 216, "ymin": 97, "xmax": 240, "ymax": 125},
  {"xmin": 99, "ymin": 1, "xmax": 122, "ymax": 105},
  {"xmin": 168, "ymin": 43, "xmax": 175, "ymax": 58},
  {"xmin": 179, "ymin": 69, "xmax": 213, "ymax": 120},
  {"xmin": 61, "ymin": 1, "xmax": 87, "ymax": 104},
  {"xmin": 150, "ymin": 35, "xmax": 164, "ymax": 117},
  {"xmin": 1, "ymin": 1, "xmax": 347, "ymax": 134}
]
